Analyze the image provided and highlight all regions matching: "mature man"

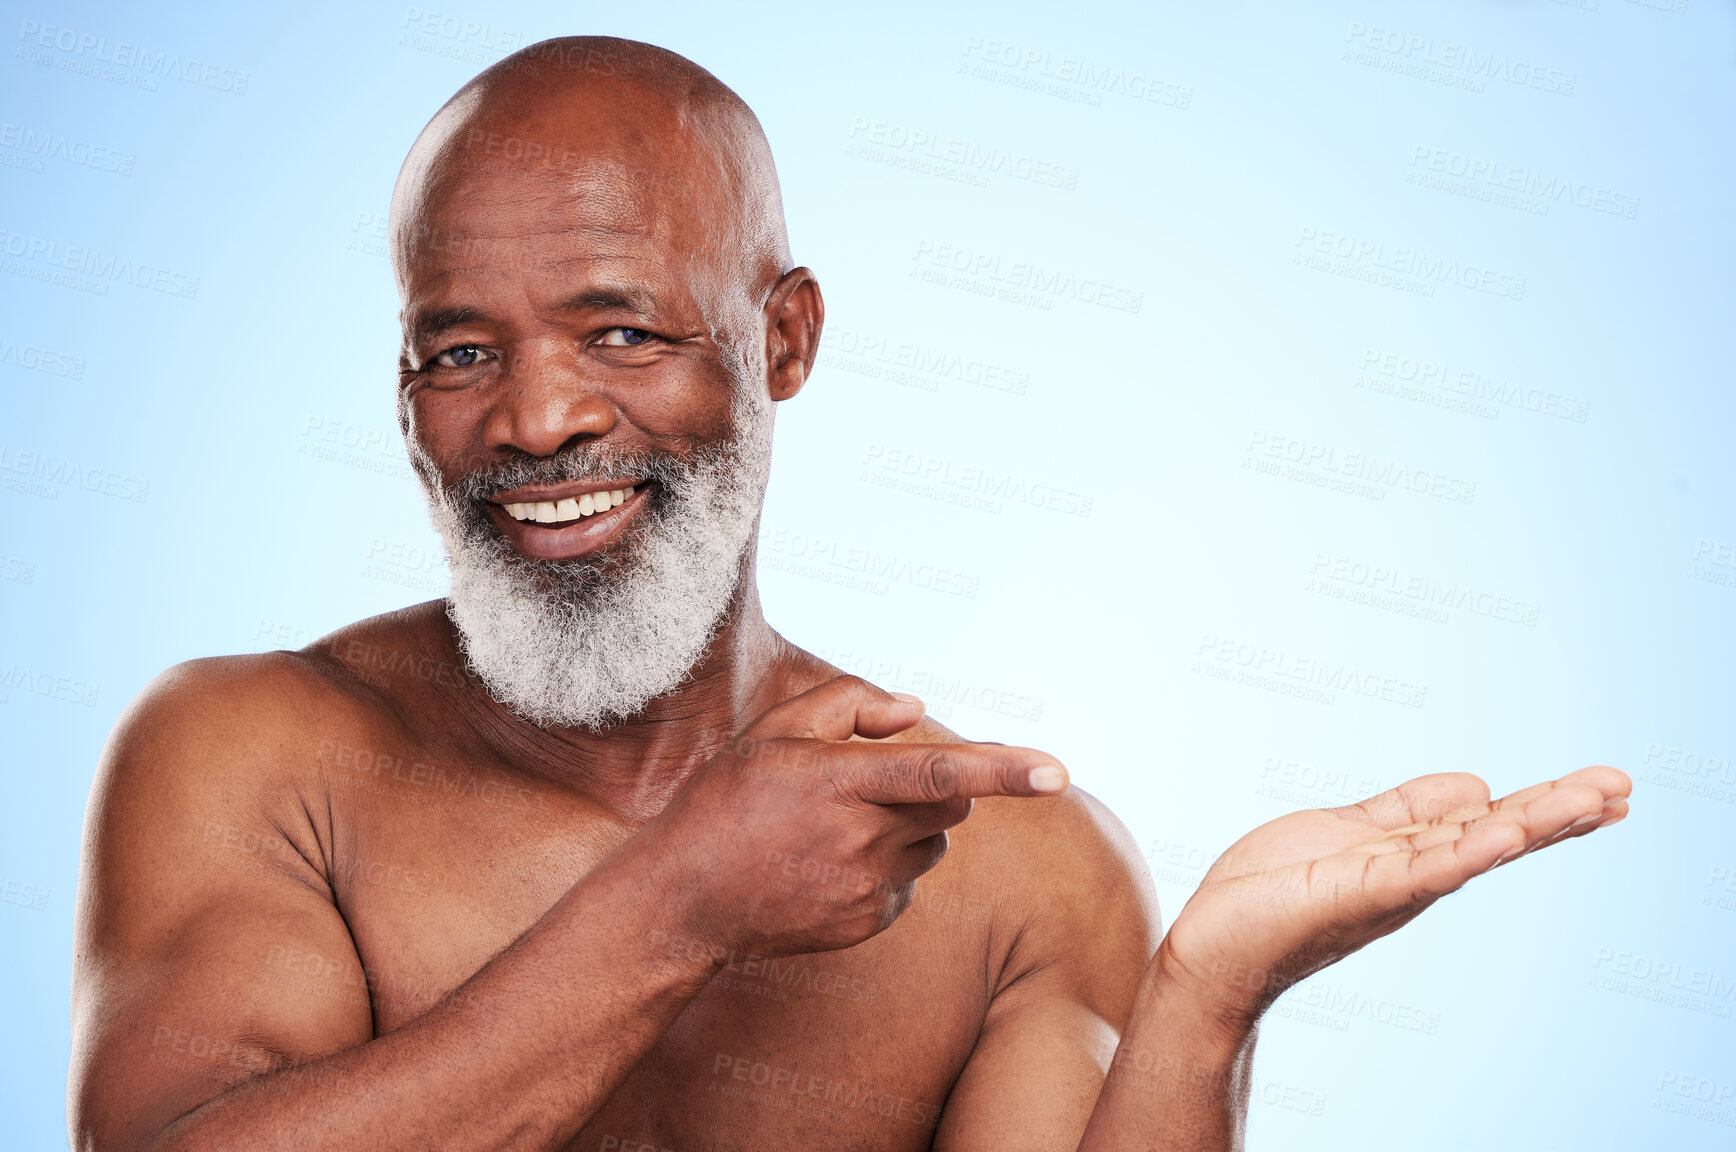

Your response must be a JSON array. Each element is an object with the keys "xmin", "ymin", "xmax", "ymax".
[{"xmin": 70, "ymin": 36, "xmax": 1628, "ymax": 1152}]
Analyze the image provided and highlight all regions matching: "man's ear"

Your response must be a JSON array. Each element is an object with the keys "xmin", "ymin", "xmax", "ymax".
[{"xmin": 763, "ymin": 267, "xmax": 825, "ymax": 402}]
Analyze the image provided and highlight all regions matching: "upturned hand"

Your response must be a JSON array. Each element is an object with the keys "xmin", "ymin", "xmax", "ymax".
[{"xmin": 1153, "ymin": 767, "xmax": 1631, "ymax": 1029}]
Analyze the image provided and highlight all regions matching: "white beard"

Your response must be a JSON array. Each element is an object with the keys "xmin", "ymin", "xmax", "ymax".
[{"xmin": 409, "ymin": 393, "xmax": 772, "ymax": 730}]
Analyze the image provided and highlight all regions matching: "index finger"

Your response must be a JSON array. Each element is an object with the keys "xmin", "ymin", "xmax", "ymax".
[
  {"xmin": 834, "ymin": 742, "xmax": 1069, "ymax": 804},
  {"xmin": 752, "ymin": 675, "xmax": 926, "ymax": 742}
]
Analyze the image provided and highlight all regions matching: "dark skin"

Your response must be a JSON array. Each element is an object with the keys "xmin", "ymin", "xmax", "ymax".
[{"xmin": 70, "ymin": 37, "xmax": 1631, "ymax": 1152}]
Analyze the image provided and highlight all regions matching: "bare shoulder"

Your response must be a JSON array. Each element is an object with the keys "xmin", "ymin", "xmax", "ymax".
[
  {"xmin": 75, "ymin": 603, "xmax": 451, "ymax": 1028},
  {"xmin": 83, "ymin": 602, "xmax": 457, "ymax": 896},
  {"xmin": 895, "ymin": 719, "xmax": 1159, "ymax": 1005},
  {"xmin": 962, "ymin": 785, "xmax": 1160, "ymax": 948},
  {"xmin": 97, "ymin": 602, "xmax": 447, "ymax": 788},
  {"xmin": 96, "ymin": 652, "xmax": 363, "ymax": 807}
]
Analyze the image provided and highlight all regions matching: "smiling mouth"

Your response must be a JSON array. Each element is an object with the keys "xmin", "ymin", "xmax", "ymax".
[{"xmin": 497, "ymin": 485, "xmax": 638, "ymax": 526}]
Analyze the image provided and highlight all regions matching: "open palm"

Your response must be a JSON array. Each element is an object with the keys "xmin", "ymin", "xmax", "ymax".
[{"xmin": 1157, "ymin": 767, "xmax": 1631, "ymax": 1022}]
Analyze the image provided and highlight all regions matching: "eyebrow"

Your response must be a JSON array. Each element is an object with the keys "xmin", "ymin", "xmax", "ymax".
[
  {"xmin": 408, "ymin": 287, "xmax": 661, "ymax": 345},
  {"xmin": 408, "ymin": 305, "xmax": 491, "ymax": 345},
  {"xmin": 557, "ymin": 285, "xmax": 659, "ymax": 316}
]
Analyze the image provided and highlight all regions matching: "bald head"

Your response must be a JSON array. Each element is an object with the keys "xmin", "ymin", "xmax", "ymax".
[{"xmin": 391, "ymin": 36, "xmax": 791, "ymax": 306}]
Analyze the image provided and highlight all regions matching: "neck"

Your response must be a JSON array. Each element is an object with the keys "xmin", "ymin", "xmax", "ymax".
[{"xmin": 448, "ymin": 554, "xmax": 796, "ymax": 822}]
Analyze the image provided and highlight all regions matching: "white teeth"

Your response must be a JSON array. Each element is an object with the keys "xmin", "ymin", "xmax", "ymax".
[{"xmin": 502, "ymin": 485, "xmax": 639, "ymax": 523}]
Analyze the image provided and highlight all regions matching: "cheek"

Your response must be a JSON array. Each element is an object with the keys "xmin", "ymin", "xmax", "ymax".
[
  {"xmin": 612, "ymin": 361, "xmax": 744, "ymax": 447},
  {"xmin": 405, "ymin": 386, "xmax": 490, "ymax": 470}
]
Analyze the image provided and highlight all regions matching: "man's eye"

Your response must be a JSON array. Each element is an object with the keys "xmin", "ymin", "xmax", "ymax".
[
  {"xmin": 597, "ymin": 328, "xmax": 653, "ymax": 347},
  {"xmin": 432, "ymin": 345, "xmax": 491, "ymax": 368}
]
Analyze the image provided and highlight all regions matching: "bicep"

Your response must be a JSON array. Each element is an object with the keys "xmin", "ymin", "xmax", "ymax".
[
  {"xmin": 934, "ymin": 972, "xmax": 1128, "ymax": 1152},
  {"xmin": 935, "ymin": 790, "xmax": 1162, "ymax": 1151},
  {"xmin": 70, "ymin": 674, "xmax": 373, "ymax": 1148}
]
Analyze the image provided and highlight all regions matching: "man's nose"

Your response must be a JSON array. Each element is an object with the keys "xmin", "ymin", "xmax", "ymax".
[{"xmin": 481, "ymin": 343, "xmax": 617, "ymax": 456}]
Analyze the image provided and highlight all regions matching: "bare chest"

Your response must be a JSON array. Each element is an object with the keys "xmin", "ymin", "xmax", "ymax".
[{"xmin": 316, "ymin": 756, "xmax": 1002, "ymax": 1150}]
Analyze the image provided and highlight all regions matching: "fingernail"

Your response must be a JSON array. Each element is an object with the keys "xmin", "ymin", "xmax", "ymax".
[
  {"xmin": 1569, "ymin": 813, "xmax": 1600, "ymax": 831},
  {"xmin": 890, "ymin": 692, "xmax": 923, "ymax": 708},
  {"xmin": 1029, "ymin": 765, "xmax": 1067, "ymax": 793}
]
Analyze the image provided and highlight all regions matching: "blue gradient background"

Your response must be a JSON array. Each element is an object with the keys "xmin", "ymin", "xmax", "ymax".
[{"xmin": 3, "ymin": 0, "xmax": 1733, "ymax": 1147}]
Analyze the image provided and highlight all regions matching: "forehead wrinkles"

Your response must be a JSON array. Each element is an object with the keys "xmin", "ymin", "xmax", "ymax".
[
  {"xmin": 403, "ymin": 176, "xmax": 758, "ymax": 351},
  {"xmin": 406, "ymin": 139, "xmax": 745, "ymax": 281}
]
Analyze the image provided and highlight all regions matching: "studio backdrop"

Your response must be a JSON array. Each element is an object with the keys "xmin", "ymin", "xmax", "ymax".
[{"xmin": 3, "ymin": 1, "xmax": 1733, "ymax": 1148}]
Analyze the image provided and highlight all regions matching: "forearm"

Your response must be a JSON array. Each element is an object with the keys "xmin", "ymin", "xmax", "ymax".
[
  {"xmin": 1076, "ymin": 963, "xmax": 1258, "ymax": 1152},
  {"xmin": 150, "ymin": 836, "xmax": 716, "ymax": 1152}
]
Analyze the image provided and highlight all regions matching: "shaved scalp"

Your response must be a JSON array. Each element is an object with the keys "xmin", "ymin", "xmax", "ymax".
[{"xmin": 390, "ymin": 36, "xmax": 792, "ymax": 305}]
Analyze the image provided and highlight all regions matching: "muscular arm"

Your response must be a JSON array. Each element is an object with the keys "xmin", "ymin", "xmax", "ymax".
[
  {"xmin": 933, "ymin": 789, "xmax": 1243, "ymax": 1152},
  {"xmin": 72, "ymin": 665, "xmax": 1062, "ymax": 1151},
  {"xmin": 70, "ymin": 657, "xmax": 720, "ymax": 1152}
]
